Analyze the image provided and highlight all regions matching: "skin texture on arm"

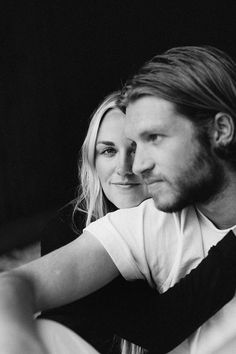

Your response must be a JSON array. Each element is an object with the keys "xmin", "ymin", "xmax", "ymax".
[
  {"xmin": 0, "ymin": 274, "xmax": 49, "ymax": 354},
  {"xmin": 9, "ymin": 232, "xmax": 119, "ymax": 313}
]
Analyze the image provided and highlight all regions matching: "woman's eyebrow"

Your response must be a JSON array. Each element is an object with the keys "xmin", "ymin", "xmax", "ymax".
[{"xmin": 96, "ymin": 141, "xmax": 115, "ymax": 146}]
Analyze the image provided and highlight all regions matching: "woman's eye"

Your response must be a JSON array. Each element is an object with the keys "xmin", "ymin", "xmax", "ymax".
[{"xmin": 102, "ymin": 148, "xmax": 116, "ymax": 156}]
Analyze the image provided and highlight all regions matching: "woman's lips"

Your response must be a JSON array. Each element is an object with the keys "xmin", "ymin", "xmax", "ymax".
[{"xmin": 111, "ymin": 182, "xmax": 141, "ymax": 188}]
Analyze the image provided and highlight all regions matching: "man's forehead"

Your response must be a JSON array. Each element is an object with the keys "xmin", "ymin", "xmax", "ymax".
[
  {"xmin": 125, "ymin": 96, "xmax": 169, "ymax": 129},
  {"xmin": 124, "ymin": 96, "xmax": 193, "ymax": 140},
  {"xmin": 124, "ymin": 117, "xmax": 134, "ymax": 140},
  {"xmin": 126, "ymin": 96, "xmax": 176, "ymax": 113},
  {"xmin": 124, "ymin": 99, "xmax": 154, "ymax": 140}
]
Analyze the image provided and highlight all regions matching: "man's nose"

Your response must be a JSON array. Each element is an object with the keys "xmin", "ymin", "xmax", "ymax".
[{"xmin": 132, "ymin": 146, "xmax": 154, "ymax": 177}]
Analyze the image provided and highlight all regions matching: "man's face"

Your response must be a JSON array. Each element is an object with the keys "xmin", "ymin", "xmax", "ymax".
[{"xmin": 125, "ymin": 96, "xmax": 226, "ymax": 212}]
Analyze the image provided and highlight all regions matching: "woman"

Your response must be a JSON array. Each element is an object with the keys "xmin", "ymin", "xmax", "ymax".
[
  {"xmin": 1, "ymin": 93, "xmax": 236, "ymax": 354},
  {"xmin": 40, "ymin": 91, "xmax": 150, "ymax": 352}
]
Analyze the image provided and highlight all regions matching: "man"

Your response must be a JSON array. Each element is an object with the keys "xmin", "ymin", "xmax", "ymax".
[
  {"xmin": 1, "ymin": 46, "xmax": 236, "ymax": 354},
  {"xmin": 86, "ymin": 46, "xmax": 236, "ymax": 353}
]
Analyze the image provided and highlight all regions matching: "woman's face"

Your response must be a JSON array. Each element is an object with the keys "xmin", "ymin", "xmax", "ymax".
[{"xmin": 95, "ymin": 108, "xmax": 149, "ymax": 209}]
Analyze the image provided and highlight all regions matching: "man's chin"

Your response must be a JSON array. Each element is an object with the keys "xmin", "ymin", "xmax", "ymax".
[
  {"xmin": 152, "ymin": 195, "xmax": 189, "ymax": 213},
  {"xmin": 152, "ymin": 196, "xmax": 172, "ymax": 212}
]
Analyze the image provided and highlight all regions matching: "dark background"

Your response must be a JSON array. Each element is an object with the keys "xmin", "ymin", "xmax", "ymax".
[{"xmin": 0, "ymin": 0, "xmax": 236, "ymax": 250}]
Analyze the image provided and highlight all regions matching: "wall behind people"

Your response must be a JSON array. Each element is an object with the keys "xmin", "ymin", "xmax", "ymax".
[{"xmin": 0, "ymin": 0, "xmax": 236, "ymax": 248}]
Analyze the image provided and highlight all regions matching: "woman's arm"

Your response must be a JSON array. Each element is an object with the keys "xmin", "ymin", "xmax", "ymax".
[{"xmin": 99, "ymin": 230, "xmax": 236, "ymax": 353}]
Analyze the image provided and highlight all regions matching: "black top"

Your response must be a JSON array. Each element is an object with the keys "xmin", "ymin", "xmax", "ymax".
[{"xmin": 39, "ymin": 204, "xmax": 236, "ymax": 353}]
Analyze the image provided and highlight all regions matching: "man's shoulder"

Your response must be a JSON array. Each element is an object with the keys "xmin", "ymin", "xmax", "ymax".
[
  {"xmin": 85, "ymin": 199, "xmax": 160, "ymax": 233},
  {"xmin": 106, "ymin": 198, "xmax": 193, "ymax": 222},
  {"xmin": 106, "ymin": 198, "xmax": 160, "ymax": 221},
  {"xmin": 86, "ymin": 199, "xmax": 196, "ymax": 236}
]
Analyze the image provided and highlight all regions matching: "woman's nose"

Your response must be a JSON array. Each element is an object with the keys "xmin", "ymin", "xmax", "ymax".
[{"xmin": 116, "ymin": 155, "xmax": 133, "ymax": 176}]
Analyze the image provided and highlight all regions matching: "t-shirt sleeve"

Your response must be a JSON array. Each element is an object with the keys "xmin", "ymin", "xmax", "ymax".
[
  {"xmin": 84, "ymin": 199, "xmax": 158, "ymax": 283},
  {"xmin": 84, "ymin": 216, "xmax": 143, "ymax": 281}
]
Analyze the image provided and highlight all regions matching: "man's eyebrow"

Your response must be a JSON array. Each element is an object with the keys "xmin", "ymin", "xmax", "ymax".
[
  {"xmin": 138, "ymin": 129, "xmax": 155, "ymax": 138},
  {"xmin": 139, "ymin": 124, "xmax": 164, "ymax": 137}
]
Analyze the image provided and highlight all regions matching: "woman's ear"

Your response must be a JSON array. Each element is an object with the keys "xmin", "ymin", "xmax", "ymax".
[{"xmin": 212, "ymin": 112, "xmax": 235, "ymax": 147}]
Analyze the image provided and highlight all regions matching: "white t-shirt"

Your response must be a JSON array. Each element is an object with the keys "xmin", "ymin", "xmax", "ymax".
[{"xmin": 85, "ymin": 198, "xmax": 236, "ymax": 354}]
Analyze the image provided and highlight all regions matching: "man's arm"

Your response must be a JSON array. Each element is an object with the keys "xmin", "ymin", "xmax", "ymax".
[
  {"xmin": 0, "ymin": 274, "xmax": 49, "ymax": 354},
  {"xmin": 0, "ymin": 233, "xmax": 119, "ymax": 353},
  {"xmin": 40, "ymin": 212, "xmax": 236, "ymax": 353},
  {"xmin": 41, "ymin": 231, "xmax": 236, "ymax": 353}
]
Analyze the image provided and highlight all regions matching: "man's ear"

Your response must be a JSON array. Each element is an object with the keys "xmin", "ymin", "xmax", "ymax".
[{"xmin": 212, "ymin": 112, "xmax": 235, "ymax": 147}]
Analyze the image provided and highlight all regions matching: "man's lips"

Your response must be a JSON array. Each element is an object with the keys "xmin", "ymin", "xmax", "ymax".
[
  {"xmin": 145, "ymin": 180, "xmax": 165, "ymax": 192},
  {"xmin": 144, "ymin": 179, "xmax": 164, "ymax": 185}
]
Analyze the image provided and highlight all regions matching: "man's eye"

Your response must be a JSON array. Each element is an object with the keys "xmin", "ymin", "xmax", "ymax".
[
  {"xmin": 148, "ymin": 134, "xmax": 162, "ymax": 142},
  {"xmin": 149, "ymin": 134, "xmax": 159, "ymax": 141}
]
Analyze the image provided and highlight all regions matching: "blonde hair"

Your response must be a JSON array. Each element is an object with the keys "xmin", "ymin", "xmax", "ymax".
[{"xmin": 73, "ymin": 91, "xmax": 121, "ymax": 227}]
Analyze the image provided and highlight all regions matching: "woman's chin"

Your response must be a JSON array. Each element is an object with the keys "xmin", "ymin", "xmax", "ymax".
[{"xmin": 114, "ymin": 196, "xmax": 148, "ymax": 209}]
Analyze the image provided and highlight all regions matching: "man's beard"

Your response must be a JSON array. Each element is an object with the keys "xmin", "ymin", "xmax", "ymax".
[{"xmin": 152, "ymin": 138, "xmax": 227, "ymax": 213}]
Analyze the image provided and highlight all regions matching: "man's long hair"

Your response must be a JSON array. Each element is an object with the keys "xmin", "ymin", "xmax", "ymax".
[{"xmin": 119, "ymin": 46, "xmax": 236, "ymax": 168}]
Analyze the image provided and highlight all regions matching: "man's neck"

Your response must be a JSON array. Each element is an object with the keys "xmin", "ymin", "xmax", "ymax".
[{"xmin": 197, "ymin": 172, "xmax": 236, "ymax": 230}]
